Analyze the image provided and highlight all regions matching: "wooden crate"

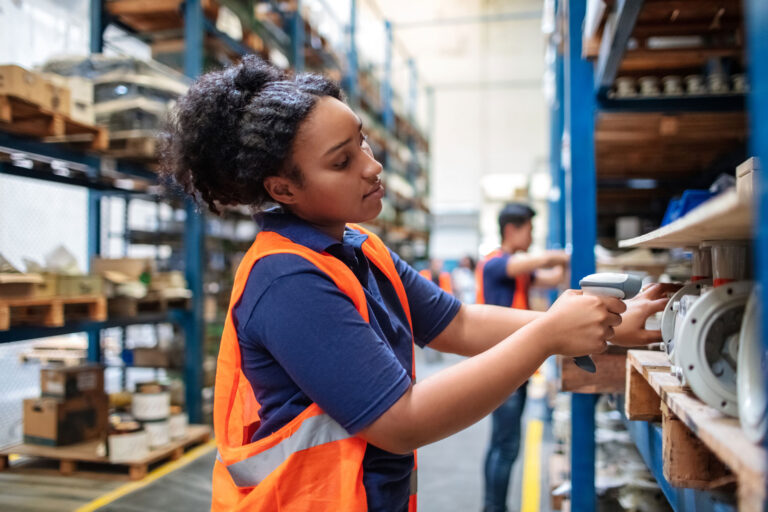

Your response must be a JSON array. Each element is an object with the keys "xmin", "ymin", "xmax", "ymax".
[
  {"xmin": 0, "ymin": 296, "xmax": 107, "ymax": 331},
  {"xmin": 558, "ymin": 345, "xmax": 640, "ymax": 393},
  {"xmin": 0, "ymin": 94, "xmax": 107, "ymax": 150},
  {"xmin": 626, "ymin": 350, "xmax": 767, "ymax": 511},
  {"xmin": 0, "ymin": 425, "xmax": 211, "ymax": 481}
]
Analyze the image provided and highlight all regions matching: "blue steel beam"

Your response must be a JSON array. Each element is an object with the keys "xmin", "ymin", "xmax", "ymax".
[
  {"xmin": 594, "ymin": 0, "xmax": 644, "ymax": 96},
  {"xmin": 183, "ymin": 0, "xmax": 205, "ymax": 424},
  {"xmin": 291, "ymin": 0, "xmax": 305, "ymax": 72},
  {"xmin": 548, "ymin": 23, "xmax": 565, "ymax": 251},
  {"xmin": 382, "ymin": 20, "xmax": 394, "ymax": 132},
  {"xmin": 566, "ymin": 0, "xmax": 598, "ymax": 509},
  {"xmin": 407, "ymin": 58, "xmax": 417, "ymax": 122},
  {"xmin": 343, "ymin": 0, "xmax": 359, "ymax": 105},
  {"xmin": 89, "ymin": 0, "xmax": 106, "ymax": 362},
  {"xmin": 746, "ymin": 0, "xmax": 768, "ymax": 463},
  {"xmin": 392, "ymin": 10, "xmax": 541, "ymax": 29},
  {"xmin": 90, "ymin": 0, "xmax": 104, "ymax": 54}
]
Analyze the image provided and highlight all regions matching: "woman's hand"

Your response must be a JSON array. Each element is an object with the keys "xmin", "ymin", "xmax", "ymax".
[
  {"xmin": 611, "ymin": 283, "xmax": 680, "ymax": 346},
  {"xmin": 541, "ymin": 289, "xmax": 626, "ymax": 356}
]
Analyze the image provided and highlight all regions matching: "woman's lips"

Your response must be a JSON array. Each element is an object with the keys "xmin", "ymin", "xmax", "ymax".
[{"xmin": 364, "ymin": 183, "xmax": 384, "ymax": 199}]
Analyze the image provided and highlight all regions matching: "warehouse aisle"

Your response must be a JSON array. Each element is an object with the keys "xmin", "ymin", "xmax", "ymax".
[{"xmin": 85, "ymin": 350, "xmax": 552, "ymax": 512}]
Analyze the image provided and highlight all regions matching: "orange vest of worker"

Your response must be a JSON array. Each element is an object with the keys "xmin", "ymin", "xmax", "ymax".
[
  {"xmin": 475, "ymin": 249, "xmax": 530, "ymax": 310},
  {"xmin": 211, "ymin": 224, "xmax": 417, "ymax": 512},
  {"xmin": 418, "ymin": 269, "xmax": 453, "ymax": 294}
]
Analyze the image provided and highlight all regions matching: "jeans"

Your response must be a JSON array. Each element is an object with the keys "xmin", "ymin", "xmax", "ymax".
[{"xmin": 482, "ymin": 383, "xmax": 528, "ymax": 512}]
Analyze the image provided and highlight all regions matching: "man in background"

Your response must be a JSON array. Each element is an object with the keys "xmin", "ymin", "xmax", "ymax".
[{"xmin": 477, "ymin": 202, "xmax": 569, "ymax": 512}]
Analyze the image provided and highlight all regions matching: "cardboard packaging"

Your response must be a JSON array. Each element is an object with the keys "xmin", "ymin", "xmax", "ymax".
[
  {"xmin": 56, "ymin": 275, "xmax": 104, "ymax": 297},
  {"xmin": 41, "ymin": 364, "xmax": 105, "ymax": 400},
  {"xmin": 23, "ymin": 393, "xmax": 108, "ymax": 446},
  {"xmin": 0, "ymin": 273, "xmax": 56, "ymax": 299},
  {"xmin": 0, "ymin": 65, "xmax": 48, "ymax": 106}
]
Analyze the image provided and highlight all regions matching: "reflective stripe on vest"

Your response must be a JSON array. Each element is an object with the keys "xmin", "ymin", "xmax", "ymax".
[{"xmin": 219, "ymin": 412, "xmax": 350, "ymax": 487}]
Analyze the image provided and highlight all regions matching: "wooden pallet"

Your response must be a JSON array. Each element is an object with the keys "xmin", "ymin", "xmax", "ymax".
[
  {"xmin": 0, "ymin": 425, "xmax": 211, "ymax": 481},
  {"xmin": 558, "ymin": 344, "xmax": 644, "ymax": 394},
  {"xmin": 626, "ymin": 350, "xmax": 767, "ymax": 511},
  {"xmin": 108, "ymin": 294, "xmax": 191, "ymax": 317},
  {"xmin": 106, "ymin": 0, "xmax": 220, "ymax": 32},
  {"xmin": 0, "ymin": 94, "xmax": 107, "ymax": 150},
  {"xmin": 0, "ymin": 295, "xmax": 107, "ymax": 331}
]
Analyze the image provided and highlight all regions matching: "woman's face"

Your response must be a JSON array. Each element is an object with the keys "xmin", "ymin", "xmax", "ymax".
[{"xmin": 265, "ymin": 96, "xmax": 384, "ymax": 239}]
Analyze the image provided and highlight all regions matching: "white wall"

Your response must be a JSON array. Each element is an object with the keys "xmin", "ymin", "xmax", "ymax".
[{"xmin": 375, "ymin": 0, "xmax": 550, "ymax": 261}]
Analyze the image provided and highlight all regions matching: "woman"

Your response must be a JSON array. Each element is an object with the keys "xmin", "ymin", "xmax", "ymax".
[{"xmin": 161, "ymin": 56, "xmax": 668, "ymax": 512}]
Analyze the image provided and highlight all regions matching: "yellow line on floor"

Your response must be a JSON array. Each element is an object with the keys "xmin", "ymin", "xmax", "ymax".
[
  {"xmin": 520, "ymin": 419, "xmax": 543, "ymax": 512},
  {"xmin": 75, "ymin": 439, "xmax": 217, "ymax": 512}
]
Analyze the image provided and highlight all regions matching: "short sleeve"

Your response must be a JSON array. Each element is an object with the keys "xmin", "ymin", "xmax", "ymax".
[{"xmin": 389, "ymin": 250, "xmax": 462, "ymax": 346}]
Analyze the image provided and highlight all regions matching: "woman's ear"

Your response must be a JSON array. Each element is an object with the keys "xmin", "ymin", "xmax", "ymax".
[{"xmin": 263, "ymin": 176, "xmax": 297, "ymax": 204}]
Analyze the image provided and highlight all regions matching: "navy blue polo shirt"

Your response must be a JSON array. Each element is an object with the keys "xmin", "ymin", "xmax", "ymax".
[
  {"xmin": 481, "ymin": 253, "xmax": 534, "ymax": 307},
  {"xmin": 232, "ymin": 210, "xmax": 461, "ymax": 511}
]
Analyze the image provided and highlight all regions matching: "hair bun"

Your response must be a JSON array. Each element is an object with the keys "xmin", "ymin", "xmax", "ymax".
[{"xmin": 233, "ymin": 55, "xmax": 284, "ymax": 92}]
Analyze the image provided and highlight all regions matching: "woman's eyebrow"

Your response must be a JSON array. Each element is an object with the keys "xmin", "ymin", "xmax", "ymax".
[{"xmin": 323, "ymin": 118, "xmax": 364, "ymax": 156}]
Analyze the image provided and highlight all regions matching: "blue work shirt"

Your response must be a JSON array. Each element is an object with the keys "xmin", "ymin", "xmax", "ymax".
[
  {"xmin": 232, "ymin": 210, "xmax": 461, "ymax": 512},
  {"xmin": 481, "ymin": 252, "xmax": 534, "ymax": 307}
]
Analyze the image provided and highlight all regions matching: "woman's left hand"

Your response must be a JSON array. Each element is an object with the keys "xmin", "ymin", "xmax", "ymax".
[{"xmin": 611, "ymin": 283, "xmax": 681, "ymax": 346}]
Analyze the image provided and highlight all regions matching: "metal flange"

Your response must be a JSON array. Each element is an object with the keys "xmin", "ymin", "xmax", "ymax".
[
  {"xmin": 661, "ymin": 281, "xmax": 708, "ymax": 359},
  {"xmin": 738, "ymin": 288, "xmax": 767, "ymax": 443},
  {"xmin": 676, "ymin": 281, "xmax": 752, "ymax": 417}
]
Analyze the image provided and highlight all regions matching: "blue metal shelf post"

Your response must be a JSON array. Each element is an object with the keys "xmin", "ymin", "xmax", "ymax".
[
  {"xmin": 746, "ymin": 0, "xmax": 768, "ymax": 462},
  {"xmin": 382, "ymin": 19, "xmax": 394, "ymax": 132},
  {"xmin": 548, "ymin": 8, "xmax": 565, "ymax": 252},
  {"xmin": 565, "ymin": 0, "xmax": 598, "ymax": 509},
  {"xmin": 291, "ymin": 0, "xmax": 305, "ymax": 73},
  {"xmin": 87, "ymin": 0, "xmax": 105, "ymax": 363},
  {"xmin": 343, "ymin": 0, "xmax": 359, "ymax": 105},
  {"xmin": 183, "ymin": 0, "xmax": 205, "ymax": 424}
]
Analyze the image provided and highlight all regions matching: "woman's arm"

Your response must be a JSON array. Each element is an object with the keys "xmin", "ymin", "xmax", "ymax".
[
  {"xmin": 358, "ymin": 291, "xmax": 625, "ymax": 453},
  {"xmin": 428, "ymin": 304, "xmax": 542, "ymax": 356}
]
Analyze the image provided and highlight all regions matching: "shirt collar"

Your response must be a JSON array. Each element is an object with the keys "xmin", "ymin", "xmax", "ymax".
[{"xmin": 254, "ymin": 207, "xmax": 369, "ymax": 253}]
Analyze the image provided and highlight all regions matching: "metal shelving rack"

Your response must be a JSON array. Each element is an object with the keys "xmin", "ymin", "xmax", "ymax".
[
  {"xmin": 1, "ymin": 0, "xmax": 430, "ymax": 424},
  {"xmin": 552, "ymin": 0, "xmax": 768, "ymax": 510}
]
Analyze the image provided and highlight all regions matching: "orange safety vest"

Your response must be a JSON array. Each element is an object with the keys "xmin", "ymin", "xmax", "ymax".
[
  {"xmin": 475, "ymin": 249, "xmax": 530, "ymax": 310},
  {"xmin": 212, "ymin": 224, "xmax": 417, "ymax": 512},
  {"xmin": 418, "ymin": 269, "xmax": 453, "ymax": 294}
]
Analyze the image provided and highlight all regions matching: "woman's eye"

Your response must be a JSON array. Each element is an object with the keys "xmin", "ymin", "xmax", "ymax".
[{"xmin": 335, "ymin": 157, "xmax": 349, "ymax": 169}]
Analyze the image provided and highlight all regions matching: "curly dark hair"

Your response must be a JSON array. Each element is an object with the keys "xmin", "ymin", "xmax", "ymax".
[{"xmin": 160, "ymin": 55, "xmax": 343, "ymax": 213}]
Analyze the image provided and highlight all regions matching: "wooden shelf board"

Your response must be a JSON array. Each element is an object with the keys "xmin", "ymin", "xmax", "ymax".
[{"xmin": 619, "ymin": 188, "xmax": 751, "ymax": 248}]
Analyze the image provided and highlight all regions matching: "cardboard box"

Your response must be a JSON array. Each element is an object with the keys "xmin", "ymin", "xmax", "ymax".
[
  {"xmin": 23, "ymin": 393, "xmax": 108, "ymax": 446},
  {"xmin": 130, "ymin": 347, "xmax": 170, "ymax": 368},
  {"xmin": 0, "ymin": 273, "xmax": 56, "ymax": 299},
  {"xmin": 41, "ymin": 364, "xmax": 104, "ymax": 399},
  {"xmin": 0, "ymin": 65, "xmax": 48, "ymax": 106},
  {"xmin": 42, "ymin": 73, "xmax": 94, "ymax": 124},
  {"xmin": 92, "ymin": 257, "xmax": 153, "ymax": 282},
  {"xmin": 57, "ymin": 275, "xmax": 103, "ymax": 297}
]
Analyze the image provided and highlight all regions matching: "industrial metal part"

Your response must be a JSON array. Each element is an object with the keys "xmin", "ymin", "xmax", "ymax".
[
  {"xmin": 661, "ymin": 281, "xmax": 706, "ymax": 359},
  {"xmin": 738, "ymin": 288, "xmax": 766, "ymax": 442},
  {"xmin": 675, "ymin": 281, "xmax": 752, "ymax": 417}
]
